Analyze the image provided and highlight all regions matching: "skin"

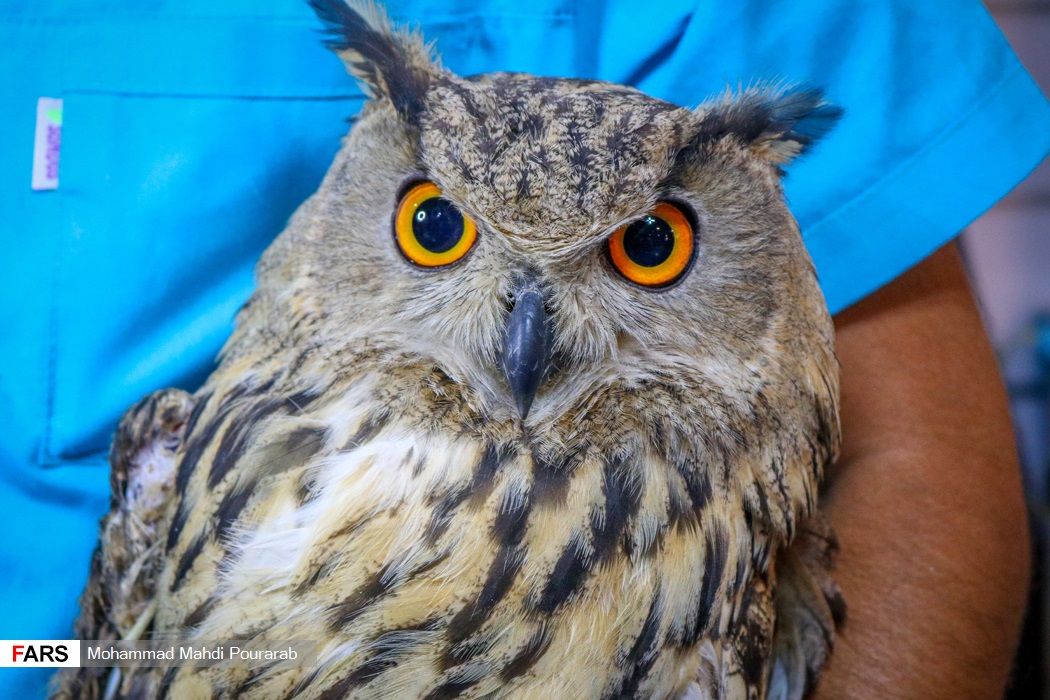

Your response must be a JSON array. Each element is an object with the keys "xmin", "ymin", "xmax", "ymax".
[{"xmin": 814, "ymin": 241, "xmax": 1031, "ymax": 698}]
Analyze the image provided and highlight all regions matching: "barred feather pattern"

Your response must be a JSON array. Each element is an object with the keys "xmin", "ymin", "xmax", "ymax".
[
  {"xmin": 99, "ymin": 306, "xmax": 837, "ymax": 699},
  {"xmin": 54, "ymin": 2, "xmax": 845, "ymax": 697}
]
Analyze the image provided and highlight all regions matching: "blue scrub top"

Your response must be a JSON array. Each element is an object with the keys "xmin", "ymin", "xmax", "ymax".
[{"xmin": 2, "ymin": 1, "xmax": 1049, "ymax": 696}]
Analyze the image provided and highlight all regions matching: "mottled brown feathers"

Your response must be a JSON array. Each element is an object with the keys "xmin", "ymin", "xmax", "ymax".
[
  {"xmin": 56, "ymin": 1, "xmax": 843, "ymax": 698},
  {"xmin": 51, "ymin": 389, "xmax": 196, "ymax": 700},
  {"xmin": 310, "ymin": 0, "xmax": 438, "ymax": 120}
]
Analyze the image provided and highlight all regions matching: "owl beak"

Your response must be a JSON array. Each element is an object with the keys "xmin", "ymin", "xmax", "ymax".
[{"xmin": 501, "ymin": 285, "xmax": 554, "ymax": 421}]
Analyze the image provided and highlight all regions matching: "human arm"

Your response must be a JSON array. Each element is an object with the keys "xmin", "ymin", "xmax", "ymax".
[{"xmin": 813, "ymin": 241, "xmax": 1030, "ymax": 698}]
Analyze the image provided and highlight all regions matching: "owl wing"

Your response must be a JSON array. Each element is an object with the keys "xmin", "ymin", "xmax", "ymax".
[
  {"xmin": 681, "ymin": 512, "xmax": 842, "ymax": 700},
  {"xmin": 766, "ymin": 511, "xmax": 845, "ymax": 700},
  {"xmin": 49, "ymin": 389, "xmax": 196, "ymax": 700}
]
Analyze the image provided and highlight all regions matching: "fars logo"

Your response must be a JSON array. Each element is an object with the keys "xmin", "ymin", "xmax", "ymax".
[{"xmin": 0, "ymin": 640, "xmax": 80, "ymax": 667}]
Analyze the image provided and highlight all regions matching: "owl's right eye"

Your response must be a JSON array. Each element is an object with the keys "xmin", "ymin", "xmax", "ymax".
[
  {"xmin": 607, "ymin": 201, "xmax": 695, "ymax": 288},
  {"xmin": 394, "ymin": 181, "xmax": 477, "ymax": 267}
]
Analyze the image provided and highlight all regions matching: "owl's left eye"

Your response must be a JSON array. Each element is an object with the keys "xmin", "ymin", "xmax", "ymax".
[
  {"xmin": 395, "ymin": 181, "xmax": 477, "ymax": 267},
  {"xmin": 607, "ymin": 201, "xmax": 695, "ymax": 288}
]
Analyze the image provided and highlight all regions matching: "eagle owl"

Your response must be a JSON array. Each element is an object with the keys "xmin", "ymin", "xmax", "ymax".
[{"xmin": 54, "ymin": 1, "xmax": 843, "ymax": 698}]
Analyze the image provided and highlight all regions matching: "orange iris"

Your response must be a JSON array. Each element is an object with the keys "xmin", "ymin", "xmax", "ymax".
[
  {"xmin": 608, "ymin": 202, "xmax": 694, "ymax": 287},
  {"xmin": 395, "ymin": 181, "xmax": 477, "ymax": 267}
]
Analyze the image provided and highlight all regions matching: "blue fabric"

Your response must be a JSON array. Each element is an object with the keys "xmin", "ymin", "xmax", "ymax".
[{"xmin": 2, "ymin": 0, "xmax": 1048, "ymax": 695}]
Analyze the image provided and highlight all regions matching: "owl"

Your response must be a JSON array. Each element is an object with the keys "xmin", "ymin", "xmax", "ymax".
[{"xmin": 52, "ymin": 1, "xmax": 844, "ymax": 698}]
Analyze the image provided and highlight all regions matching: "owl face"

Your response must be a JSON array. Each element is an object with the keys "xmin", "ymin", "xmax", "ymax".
[{"xmin": 252, "ymin": 1, "xmax": 840, "ymax": 441}]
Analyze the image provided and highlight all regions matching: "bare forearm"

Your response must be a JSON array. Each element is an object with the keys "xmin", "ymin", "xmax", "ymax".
[
  {"xmin": 813, "ymin": 243, "xmax": 1030, "ymax": 699},
  {"xmin": 817, "ymin": 446, "xmax": 1029, "ymax": 698}
]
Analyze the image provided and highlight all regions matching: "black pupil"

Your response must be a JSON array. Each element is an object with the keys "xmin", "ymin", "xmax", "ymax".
[
  {"xmin": 413, "ymin": 197, "xmax": 464, "ymax": 253},
  {"xmin": 622, "ymin": 215, "xmax": 675, "ymax": 267}
]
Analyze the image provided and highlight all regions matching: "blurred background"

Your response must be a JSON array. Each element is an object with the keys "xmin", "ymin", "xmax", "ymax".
[{"xmin": 971, "ymin": 1, "xmax": 1050, "ymax": 697}]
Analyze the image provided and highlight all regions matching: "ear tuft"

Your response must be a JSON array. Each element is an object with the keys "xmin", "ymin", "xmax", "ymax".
[
  {"xmin": 695, "ymin": 85, "xmax": 842, "ymax": 166},
  {"xmin": 309, "ymin": 0, "xmax": 440, "ymax": 120}
]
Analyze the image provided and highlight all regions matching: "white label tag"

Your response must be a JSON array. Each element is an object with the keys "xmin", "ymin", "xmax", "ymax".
[{"xmin": 32, "ymin": 97, "xmax": 63, "ymax": 191}]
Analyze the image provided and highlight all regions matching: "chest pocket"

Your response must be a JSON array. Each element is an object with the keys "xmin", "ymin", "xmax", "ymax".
[
  {"xmin": 47, "ymin": 93, "xmax": 359, "ymax": 462},
  {"xmin": 43, "ymin": 13, "xmax": 361, "ymax": 463}
]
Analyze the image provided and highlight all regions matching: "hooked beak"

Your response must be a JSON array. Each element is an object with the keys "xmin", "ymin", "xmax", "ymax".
[{"xmin": 500, "ymin": 284, "xmax": 554, "ymax": 420}]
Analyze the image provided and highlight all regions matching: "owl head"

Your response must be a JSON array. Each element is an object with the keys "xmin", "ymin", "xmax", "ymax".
[{"xmin": 236, "ymin": 0, "xmax": 840, "ymax": 497}]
